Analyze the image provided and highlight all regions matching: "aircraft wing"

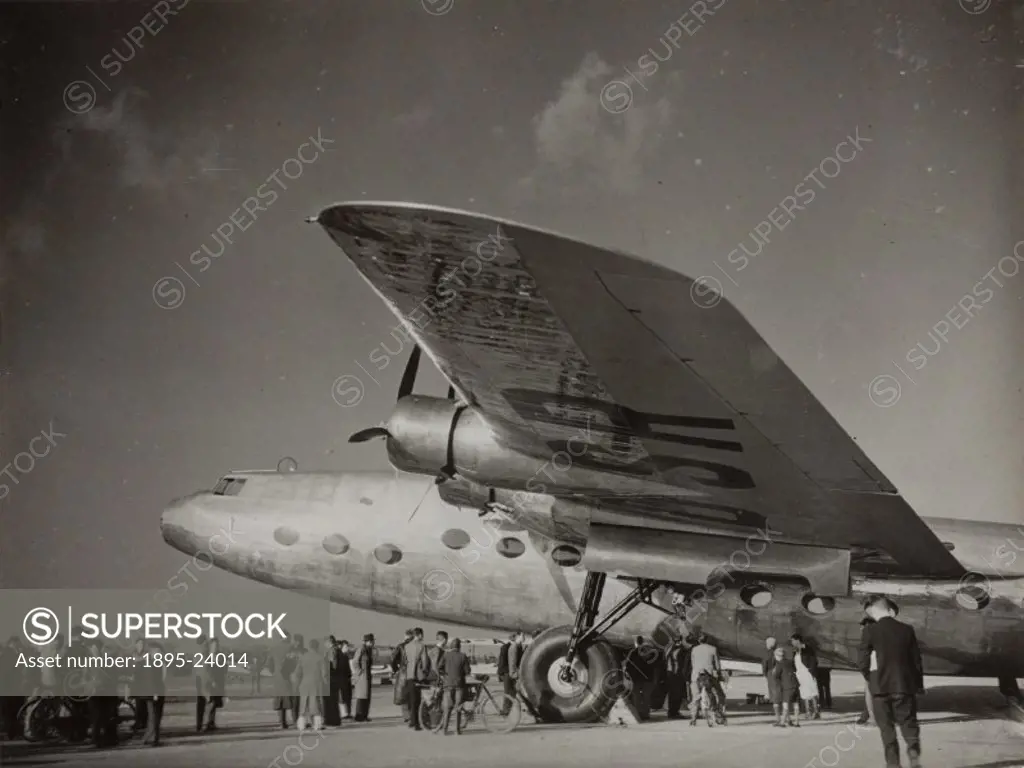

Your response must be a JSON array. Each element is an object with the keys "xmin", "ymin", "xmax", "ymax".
[{"xmin": 316, "ymin": 202, "xmax": 964, "ymax": 580}]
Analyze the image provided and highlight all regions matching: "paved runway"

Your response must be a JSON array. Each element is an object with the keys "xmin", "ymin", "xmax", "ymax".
[{"xmin": 3, "ymin": 674, "xmax": 1022, "ymax": 768}]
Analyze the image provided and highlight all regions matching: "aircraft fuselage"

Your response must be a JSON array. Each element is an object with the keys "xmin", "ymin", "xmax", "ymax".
[{"xmin": 160, "ymin": 471, "xmax": 1024, "ymax": 678}]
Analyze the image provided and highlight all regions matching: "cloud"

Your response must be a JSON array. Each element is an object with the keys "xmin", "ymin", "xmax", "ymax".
[
  {"xmin": 1, "ymin": 88, "xmax": 218, "ymax": 294},
  {"xmin": 54, "ymin": 87, "xmax": 218, "ymax": 190},
  {"xmin": 524, "ymin": 52, "xmax": 671, "ymax": 196}
]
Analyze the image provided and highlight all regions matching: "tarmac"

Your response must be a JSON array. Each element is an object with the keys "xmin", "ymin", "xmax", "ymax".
[{"xmin": 2, "ymin": 673, "xmax": 1022, "ymax": 768}]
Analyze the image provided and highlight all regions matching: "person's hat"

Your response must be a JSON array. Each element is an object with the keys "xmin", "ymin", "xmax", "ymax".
[{"xmin": 363, "ymin": 633, "xmax": 375, "ymax": 642}]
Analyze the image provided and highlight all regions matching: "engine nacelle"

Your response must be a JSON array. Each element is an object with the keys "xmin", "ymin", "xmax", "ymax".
[{"xmin": 380, "ymin": 395, "xmax": 697, "ymax": 498}]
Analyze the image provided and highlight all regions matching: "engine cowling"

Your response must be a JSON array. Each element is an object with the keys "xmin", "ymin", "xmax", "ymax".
[
  {"xmin": 379, "ymin": 395, "xmax": 694, "ymax": 498},
  {"xmin": 382, "ymin": 395, "xmax": 463, "ymax": 475}
]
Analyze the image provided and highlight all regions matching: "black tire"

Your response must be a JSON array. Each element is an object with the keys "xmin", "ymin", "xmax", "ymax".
[
  {"xmin": 518, "ymin": 625, "xmax": 619, "ymax": 724},
  {"xmin": 419, "ymin": 695, "xmax": 442, "ymax": 731}
]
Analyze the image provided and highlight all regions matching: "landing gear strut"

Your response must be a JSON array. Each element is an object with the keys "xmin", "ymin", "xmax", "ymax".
[
  {"xmin": 519, "ymin": 572, "xmax": 670, "ymax": 723},
  {"xmin": 998, "ymin": 675, "xmax": 1023, "ymax": 708}
]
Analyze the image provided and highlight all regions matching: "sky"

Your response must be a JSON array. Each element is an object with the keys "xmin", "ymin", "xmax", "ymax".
[{"xmin": 0, "ymin": 0, "xmax": 1022, "ymax": 640}]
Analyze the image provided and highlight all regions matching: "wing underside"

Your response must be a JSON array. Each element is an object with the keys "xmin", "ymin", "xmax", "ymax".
[{"xmin": 317, "ymin": 202, "xmax": 964, "ymax": 580}]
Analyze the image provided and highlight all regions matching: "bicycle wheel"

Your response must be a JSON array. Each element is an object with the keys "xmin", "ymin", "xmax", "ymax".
[
  {"xmin": 479, "ymin": 691, "xmax": 521, "ymax": 734},
  {"xmin": 23, "ymin": 698, "xmax": 57, "ymax": 742},
  {"xmin": 419, "ymin": 695, "xmax": 442, "ymax": 731}
]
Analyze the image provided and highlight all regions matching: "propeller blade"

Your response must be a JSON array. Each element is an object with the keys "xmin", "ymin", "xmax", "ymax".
[
  {"xmin": 398, "ymin": 346, "xmax": 421, "ymax": 400},
  {"xmin": 447, "ymin": 385, "xmax": 455, "ymax": 400},
  {"xmin": 348, "ymin": 427, "xmax": 390, "ymax": 443}
]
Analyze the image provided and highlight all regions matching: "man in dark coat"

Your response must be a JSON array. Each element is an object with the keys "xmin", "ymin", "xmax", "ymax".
[
  {"xmin": 859, "ymin": 596, "xmax": 924, "ymax": 768},
  {"xmin": 496, "ymin": 632, "xmax": 516, "ymax": 715},
  {"xmin": 664, "ymin": 637, "xmax": 689, "ymax": 719},
  {"xmin": 392, "ymin": 629, "xmax": 413, "ymax": 721},
  {"xmin": 268, "ymin": 633, "xmax": 296, "ymax": 729},
  {"xmin": 85, "ymin": 641, "xmax": 120, "ymax": 748},
  {"xmin": 856, "ymin": 616, "xmax": 876, "ymax": 725},
  {"xmin": 129, "ymin": 638, "xmax": 149, "ymax": 736},
  {"xmin": 323, "ymin": 637, "xmax": 341, "ymax": 726},
  {"xmin": 250, "ymin": 650, "xmax": 265, "ymax": 694},
  {"xmin": 138, "ymin": 640, "xmax": 166, "ymax": 747},
  {"xmin": 504, "ymin": 632, "xmax": 524, "ymax": 716},
  {"xmin": 436, "ymin": 638, "xmax": 472, "ymax": 735},
  {"xmin": 424, "ymin": 631, "xmax": 448, "ymax": 685},
  {"xmin": 815, "ymin": 664, "xmax": 833, "ymax": 710},
  {"xmin": 353, "ymin": 634, "xmax": 375, "ymax": 722},
  {"xmin": 624, "ymin": 636, "xmax": 659, "ymax": 721},
  {"xmin": 201, "ymin": 638, "xmax": 225, "ymax": 732},
  {"xmin": 63, "ymin": 629, "xmax": 92, "ymax": 742},
  {"xmin": 336, "ymin": 639, "xmax": 353, "ymax": 719},
  {"xmin": 194, "ymin": 636, "xmax": 209, "ymax": 733}
]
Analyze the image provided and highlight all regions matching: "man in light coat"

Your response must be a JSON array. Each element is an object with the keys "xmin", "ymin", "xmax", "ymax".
[{"xmin": 296, "ymin": 639, "xmax": 328, "ymax": 731}]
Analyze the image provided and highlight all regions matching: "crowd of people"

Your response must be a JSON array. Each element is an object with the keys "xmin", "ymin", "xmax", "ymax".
[
  {"xmin": 268, "ymin": 627, "xmax": 542, "ymax": 736},
  {"xmin": 760, "ymin": 633, "xmax": 830, "ymax": 726},
  {"xmin": 618, "ymin": 597, "xmax": 923, "ymax": 767},
  {"xmin": 0, "ymin": 597, "xmax": 928, "ymax": 766},
  {"xmin": 0, "ymin": 629, "xmax": 168, "ymax": 750}
]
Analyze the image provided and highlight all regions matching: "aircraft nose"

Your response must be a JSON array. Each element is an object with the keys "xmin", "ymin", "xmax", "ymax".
[{"xmin": 161, "ymin": 495, "xmax": 197, "ymax": 554}]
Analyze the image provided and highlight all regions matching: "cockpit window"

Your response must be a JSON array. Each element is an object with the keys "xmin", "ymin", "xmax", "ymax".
[{"xmin": 213, "ymin": 477, "xmax": 247, "ymax": 496}]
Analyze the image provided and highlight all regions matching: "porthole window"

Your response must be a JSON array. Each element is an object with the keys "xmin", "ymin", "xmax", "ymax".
[
  {"xmin": 322, "ymin": 534, "xmax": 350, "ymax": 556},
  {"xmin": 739, "ymin": 583, "xmax": 773, "ymax": 608},
  {"xmin": 551, "ymin": 545, "xmax": 582, "ymax": 567},
  {"xmin": 955, "ymin": 575, "xmax": 991, "ymax": 610},
  {"xmin": 374, "ymin": 543, "xmax": 402, "ymax": 565},
  {"xmin": 496, "ymin": 537, "xmax": 526, "ymax": 558},
  {"xmin": 801, "ymin": 594, "xmax": 835, "ymax": 615},
  {"xmin": 441, "ymin": 529, "xmax": 471, "ymax": 550},
  {"xmin": 273, "ymin": 527, "xmax": 300, "ymax": 546}
]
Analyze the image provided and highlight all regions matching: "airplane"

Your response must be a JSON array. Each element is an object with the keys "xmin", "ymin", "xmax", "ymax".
[{"xmin": 161, "ymin": 202, "xmax": 1024, "ymax": 724}]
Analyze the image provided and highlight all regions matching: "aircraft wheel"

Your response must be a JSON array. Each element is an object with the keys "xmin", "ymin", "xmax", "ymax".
[{"xmin": 518, "ymin": 625, "xmax": 619, "ymax": 724}]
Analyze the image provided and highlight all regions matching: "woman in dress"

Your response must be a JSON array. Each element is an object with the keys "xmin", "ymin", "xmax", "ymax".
[{"xmin": 791, "ymin": 634, "xmax": 820, "ymax": 720}]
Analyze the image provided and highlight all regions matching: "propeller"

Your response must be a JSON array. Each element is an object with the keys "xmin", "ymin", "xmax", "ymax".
[
  {"xmin": 398, "ymin": 345, "xmax": 421, "ymax": 399},
  {"xmin": 346, "ymin": 345, "xmax": 421, "ymax": 444},
  {"xmin": 348, "ymin": 426, "xmax": 389, "ymax": 444},
  {"xmin": 346, "ymin": 344, "xmax": 459, "ymax": 445}
]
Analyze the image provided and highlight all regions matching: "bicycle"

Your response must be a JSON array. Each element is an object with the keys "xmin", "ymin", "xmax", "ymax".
[
  {"xmin": 689, "ymin": 672, "xmax": 726, "ymax": 728},
  {"xmin": 418, "ymin": 674, "xmax": 521, "ymax": 734},
  {"xmin": 18, "ymin": 695, "xmax": 136, "ymax": 742}
]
